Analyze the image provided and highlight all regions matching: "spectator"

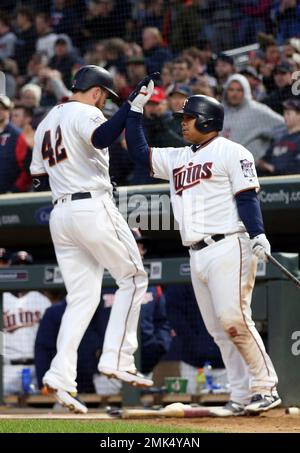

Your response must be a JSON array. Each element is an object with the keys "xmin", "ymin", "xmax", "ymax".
[
  {"xmin": 240, "ymin": 66, "xmax": 266, "ymax": 101},
  {"xmin": 0, "ymin": 12, "xmax": 17, "ymax": 60},
  {"xmin": 142, "ymin": 27, "xmax": 172, "ymax": 74},
  {"xmin": 0, "ymin": 95, "xmax": 32, "ymax": 193},
  {"xmin": 238, "ymin": 0, "xmax": 273, "ymax": 46},
  {"xmin": 256, "ymin": 98, "xmax": 300, "ymax": 175},
  {"xmin": 204, "ymin": 0, "xmax": 238, "ymax": 52},
  {"xmin": 49, "ymin": 35, "xmax": 82, "ymax": 89},
  {"xmin": 275, "ymin": 0, "xmax": 300, "ymax": 45},
  {"xmin": 11, "ymin": 105, "xmax": 33, "ymax": 130},
  {"xmin": 3, "ymin": 251, "xmax": 50, "ymax": 395},
  {"xmin": 83, "ymin": 0, "xmax": 123, "ymax": 44},
  {"xmin": 161, "ymin": 61, "xmax": 174, "ymax": 92},
  {"xmin": 51, "ymin": 0, "xmax": 83, "ymax": 46},
  {"xmin": 214, "ymin": 53, "xmax": 235, "ymax": 87},
  {"xmin": 167, "ymin": 83, "xmax": 192, "ymax": 139},
  {"xmin": 125, "ymin": 55, "xmax": 147, "ymax": 93},
  {"xmin": 262, "ymin": 61, "xmax": 297, "ymax": 115},
  {"xmin": 14, "ymin": 7, "xmax": 37, "ymax": 75},
  {"xmin": 162, "ymin": 0, "xmax": 204, "ymax": 53},
  {"xmin": 172, "ymin": 58, "xmax": 191, "ymax": 85},
  {"xmin": 35, "ymin": 12, "xmax": 58, "ymax": 59},
  {"xmin": 222, "ymin": 74, "xmax": 284, "ymax": 161}
]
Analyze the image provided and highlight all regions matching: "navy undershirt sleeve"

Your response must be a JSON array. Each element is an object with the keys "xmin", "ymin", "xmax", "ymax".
[
  {"xmin": 125, "ymin": 110, "xmax": 150, "ymax": 168},
  {"xmin": 235, "ymin": 189, "xmax": 265, "ymax": 238},
  {"xmin": 91, "ymin": 101, "xmax": 130, "ymax": 149}
]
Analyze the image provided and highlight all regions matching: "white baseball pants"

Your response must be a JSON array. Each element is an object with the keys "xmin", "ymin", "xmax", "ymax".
[
  {"xmin": 190, "ymin": 233, "xmax": 278, "ymax": 404},
  {"xmin": 43, "ymin": 192, "xmax": 148, "ymax": 393}
]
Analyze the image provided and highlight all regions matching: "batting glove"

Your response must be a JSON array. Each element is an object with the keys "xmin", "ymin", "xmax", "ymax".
[
  {"xmin": 130, "ymin": 80, "xmax": 154, "ymax": 113},
  {"xmin": 128, "ymin": 72, "xmax": 160, "ymax": 102},
  {"xmin": 251, "ymin": 234, "xmax": 271, "ymax": 261}
]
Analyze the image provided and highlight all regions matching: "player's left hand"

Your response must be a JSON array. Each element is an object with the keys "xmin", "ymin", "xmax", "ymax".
[
  {"xmin": 251, "ymin": 234, "xmax": 271, "ymax": 261},
  {"xmin": 130, "ymin": 80, "xmax": 154, "ymax": 113},
  {"xmin": 128, "ymin": 72, "xmax": 160, "ymax": 102}
]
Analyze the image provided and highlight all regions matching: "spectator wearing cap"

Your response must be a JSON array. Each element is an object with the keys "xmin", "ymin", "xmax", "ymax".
[
  {"xmin": 262, "ymin": 61, "xmax": 297, "ymax": 115},
  {"xmin": 3, "ymin": 251, "xmax": 50, "ymax": 395},
  {"xmin": 222, "ymin": 74, "xmax": 284, "ymax": 161},
  {"xmin": 240, "ymin": 66, "xmax": 266, "ymax": 101},
  {"xmin": 119, "ymin": 55, "xmax": 148, "ymax": 101},
  {"xmin": 49, "ymin": 35, "xmax": 82, "ymax": 89},
  {"xmin": 256, "ymin": 99, "xmax": 300, "ymax": 176},
  {"xmin": 0, "ymin": 248, "xmax": 10, "ymax": 268},
  {"xmin": 214, "ymin": 53, "xmax": 235, "ymax": 87},
  {"xmin": 14, "ymin": 7, "xmax": 37, "ymax": 75},
  {"xmin": 167, "ymin": 84, "xmax": 192, "ymax": 140},
  {"xmin": 142, "ymin": 27, "xmax": 172, "ymax": 74},
  {"xmin": 0, "ymin": 12, "xmax": 16, "ymax": 60},
  {"xmin": 0, "ymin": 95, "xmax": 32, "ymax": 193}
]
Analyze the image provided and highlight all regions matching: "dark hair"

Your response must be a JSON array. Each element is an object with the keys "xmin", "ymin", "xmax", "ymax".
[
  {"xmin": 173, "ymin": 58, "xmax": 192, "ymax": 70},
  {"xmin": 13, "ymin": 104, "xmax": 34, "ymax": 118},
  {"xmin": 16, "ymin": 7, "xmax": 35, "ymax": 24},
  {"xmin": 0, "ymin": 12, "xmax": 11, "ymax": 28}
]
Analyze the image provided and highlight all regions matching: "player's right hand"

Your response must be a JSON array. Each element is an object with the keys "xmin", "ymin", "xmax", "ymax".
[
  {"xmin": 251, "ymin": 234, "xmax": 271, "ymax": 262},
  {"xmin": 130, "ymin": 80, "xmax": 154, "ymax": 114},
  {"xmin": 127, "ymin": 72, "xmax": 160, "ymax": 102}
]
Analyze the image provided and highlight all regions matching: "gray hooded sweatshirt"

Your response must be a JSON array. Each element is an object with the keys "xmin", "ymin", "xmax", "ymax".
[{"xmin": 222, "ymin": 74, "xmax": 284, "ymax": 160}]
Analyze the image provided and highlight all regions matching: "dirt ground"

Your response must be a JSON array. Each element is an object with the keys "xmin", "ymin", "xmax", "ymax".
[
  {"xmin": 0, "ymin": 408, "xmax": 300, "ymax": 433},
  {"xmin": 150, "ymin": 409, "xmax": 300, "ymax": 433}
]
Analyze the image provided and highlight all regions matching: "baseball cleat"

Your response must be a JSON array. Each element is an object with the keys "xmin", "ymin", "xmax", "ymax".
[
  {"xmin": 42, "ymin": 385, "xmax": 88, "ymax": 414},
  {"xmin": 99, "ymin": 367, "xmax": 153, "ymax": 388},
  {"xmin": 215, "ymin": 400, "xmax": 246, "ymax": 417},
  {"xmin": 245, "ymin": 393, "xmax": 282, "ymax": 413}
]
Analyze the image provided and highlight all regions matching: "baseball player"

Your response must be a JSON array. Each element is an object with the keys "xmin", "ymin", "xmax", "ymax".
[
  {"xmin": 30, "ymin": 65, "xmax": 158, "ymax": 414},
  {"xmin": 125, "ymin": 81, "xmax": 281, "ymax": 415}
]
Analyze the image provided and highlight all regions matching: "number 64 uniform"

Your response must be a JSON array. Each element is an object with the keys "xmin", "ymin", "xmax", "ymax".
[{"xmin": 30, "ymin": 100, "xmax": 149, "ymax": 393}]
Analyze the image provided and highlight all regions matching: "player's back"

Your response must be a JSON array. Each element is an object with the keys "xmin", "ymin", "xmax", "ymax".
[{"xmin": 32, "ymin": 101, "xmax": 112, "ymax": 201}]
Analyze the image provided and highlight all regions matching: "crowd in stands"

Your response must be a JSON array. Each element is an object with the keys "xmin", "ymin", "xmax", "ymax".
[{"xmin": 0, "ymin": 0, "xmax": 300, "ymax": 192}]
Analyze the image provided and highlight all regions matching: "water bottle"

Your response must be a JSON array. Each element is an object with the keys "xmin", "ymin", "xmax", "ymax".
[
  {"xmin": 196, "ymin": 368, "xmax": 206, "ymax": 394},
  {"xmin": 21, "ymin": 368, "xmax": 32, "ymax": 394},
  {"xmin": 203, "ymin": 361, "xmax": 213, "ymax": 392}
]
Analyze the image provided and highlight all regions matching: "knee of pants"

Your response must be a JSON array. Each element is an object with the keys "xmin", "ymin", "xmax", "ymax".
[{"xmin": 219, "ymin": 312, "xmax": 249, "ymax": 339}]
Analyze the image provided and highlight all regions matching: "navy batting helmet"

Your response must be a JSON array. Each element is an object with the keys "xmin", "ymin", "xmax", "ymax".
[
  {"xmin": 173, "ymin": 95, "xmax": 224, "ymax": 133},
  {"xmin": 71, "ymin": 65, "xmax": 119, "ymax": 100}
]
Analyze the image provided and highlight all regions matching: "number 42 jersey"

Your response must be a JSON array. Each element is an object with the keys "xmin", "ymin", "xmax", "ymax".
[{"xmin": 30, "ymin": 101, "xmax": 113, "ymax": 201}]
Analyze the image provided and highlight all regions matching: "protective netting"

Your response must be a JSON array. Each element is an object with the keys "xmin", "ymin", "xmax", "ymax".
[{"xmin": 0, "ymin": 1, "xmax": 299, "ymax": 192}]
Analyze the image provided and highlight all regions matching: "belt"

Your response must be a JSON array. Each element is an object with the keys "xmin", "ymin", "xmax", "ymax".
[
  {"xmin": 10, "ymin": 359, "xmax": 34, "ymax": 365},
  {"xmin": 54, "ymin": 192, "xmax": 92, "ymax": 205},
  {"xmin": 190, "ymin": 234, "xmax": 225, "ymax": 251}
]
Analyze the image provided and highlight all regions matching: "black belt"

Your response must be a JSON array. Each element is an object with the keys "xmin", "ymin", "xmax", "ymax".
[
  {"xmin": 54, "ymin": 192, "xmax": 92, "ymax": 205},
  {"xmin": 10, "ymin": 359, "xmax": 34, "ymax": 365},
  {"xmin": 190, "ymin": 234, "xmax": 225, "ymax": 251}
]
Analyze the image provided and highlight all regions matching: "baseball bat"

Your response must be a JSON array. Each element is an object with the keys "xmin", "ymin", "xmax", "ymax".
[
  {"xmin": 266, "ymin": 253, "xmax": 300, "ymax": 289},
  {"xmin": 121, "ymin": 403, "xmax": 220, "ymax": 419}
]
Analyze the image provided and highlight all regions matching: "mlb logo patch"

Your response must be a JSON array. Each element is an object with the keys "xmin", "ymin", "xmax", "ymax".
[{"xmin": 240, "ymin": 159, "xmax": 255, "ymax": 178}]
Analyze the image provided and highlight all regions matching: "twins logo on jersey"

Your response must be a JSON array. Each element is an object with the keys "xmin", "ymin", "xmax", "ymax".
[
  {"xmin": 4, "ymin": 309, "xmax": 43, "ymax": 333},
  {"xmin": 172, "ymin": 161, "xmax": 213, "ymax": 195}
]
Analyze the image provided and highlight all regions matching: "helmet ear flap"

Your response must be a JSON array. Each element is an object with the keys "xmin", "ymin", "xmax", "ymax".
[{"xmin": 195, "ymin": 116, "xmax": 211, "ymax": 132}]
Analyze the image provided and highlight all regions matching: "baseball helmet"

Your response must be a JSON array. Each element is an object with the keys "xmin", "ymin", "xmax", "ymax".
[
  {"xmin": 71, "ymin": 65, "xmax": 119, "ymax": 100},
  {"xmin": 10, "ymin": 251, "xmax": 33, "ymax": 265},
  {"xmin": 173, "ymin": 95, "xmax": 224, "ymax": 133}
]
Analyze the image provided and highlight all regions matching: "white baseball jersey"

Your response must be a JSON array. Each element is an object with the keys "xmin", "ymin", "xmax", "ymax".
[
  {"xmin": 151, "ymin": 136, "xmax": 259, "ymax": 245},
  {"xmin": 3, "ymin": 291, "xmax": 50, "ymax": 360},
  {"xmin": 30, "ymin": 101, "xmax": 113, "ymax": 201}
]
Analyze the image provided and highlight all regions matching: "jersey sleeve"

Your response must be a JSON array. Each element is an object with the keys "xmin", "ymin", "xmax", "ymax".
[
  {"xmin": 150, "ymin": 146, "xmax": 175, "ymax": 181},
  {"xmin": 228, "ymin": 145, "xmax": 260, "ymax": 195},
  {"xmin": 30, "ymin": 128, "xmax": 47, "ymax": 176},
  {"xmin": 74, "ymin": 107, "xmax": 106, "ymax": 146}
]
